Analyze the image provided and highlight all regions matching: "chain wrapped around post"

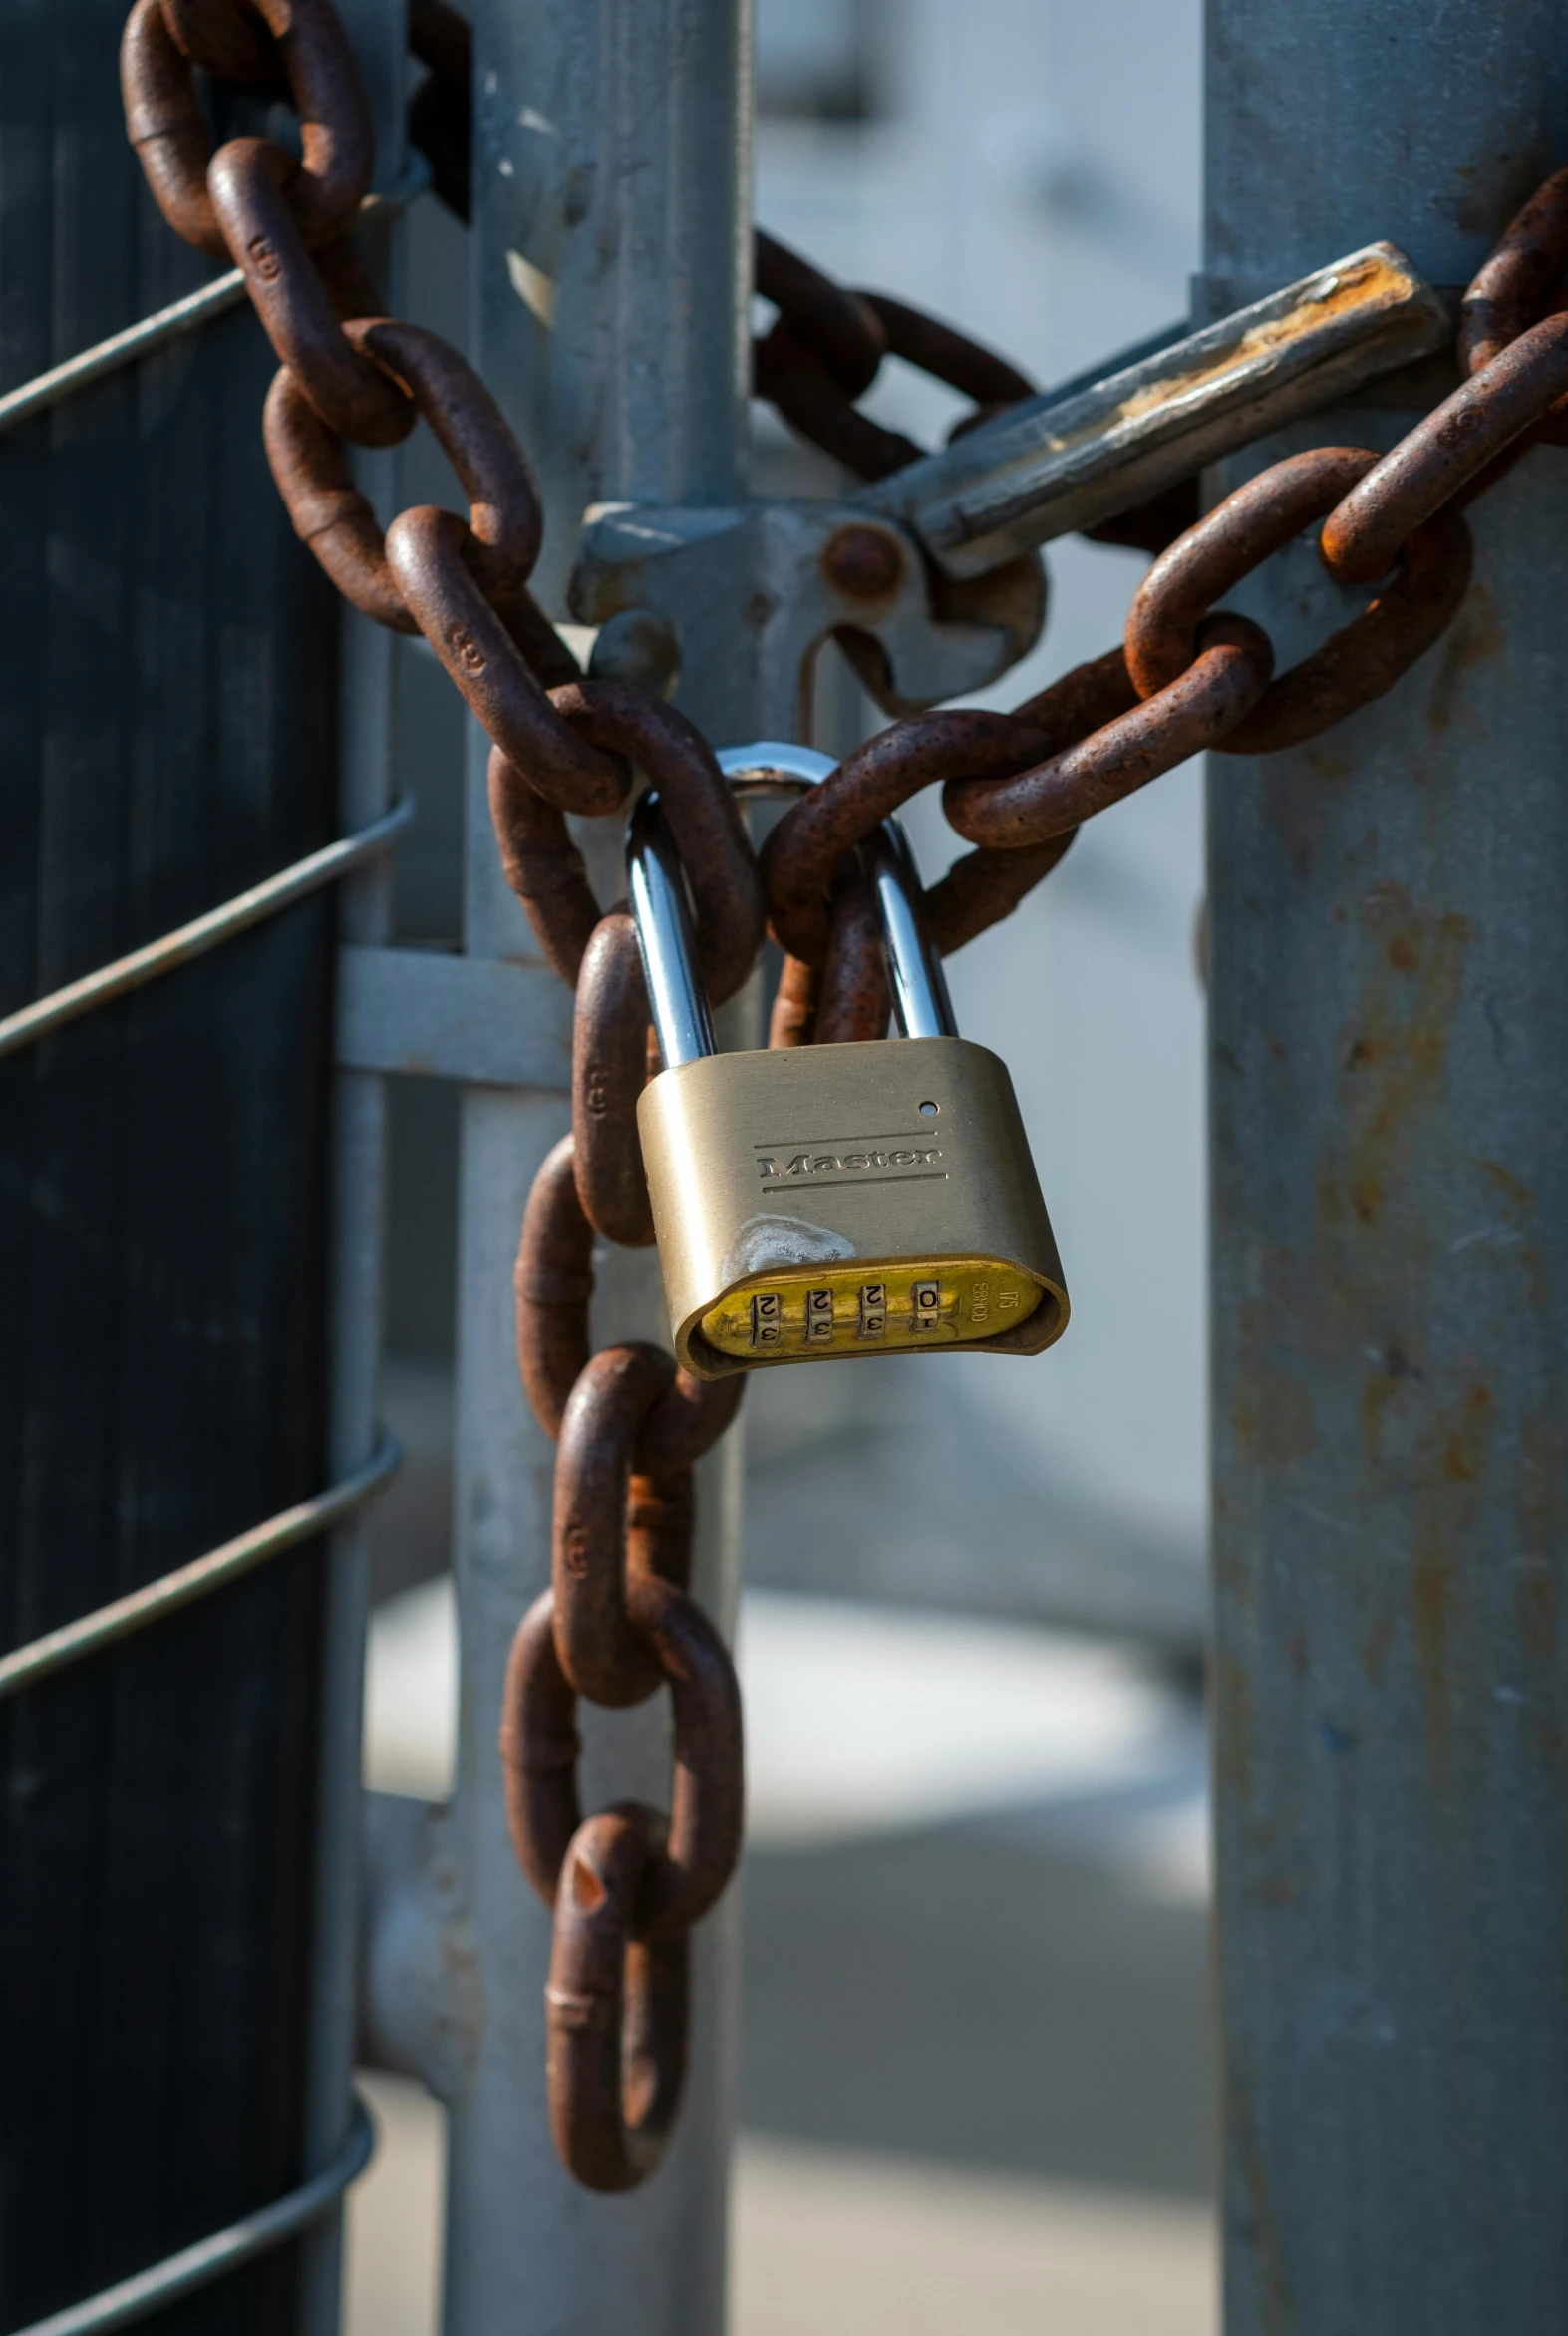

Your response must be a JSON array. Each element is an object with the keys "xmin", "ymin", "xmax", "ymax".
[
  {"xmin": 120, "ymin": 0, "xmax": 759, "ymax": 2196},
  {"xmin": 122, "ymin": 0, "xmax": 1568, "ymax": 2196},
  {"xmin": 760, "ymin": 175, "xmax": 1567, "ymax": 955}
]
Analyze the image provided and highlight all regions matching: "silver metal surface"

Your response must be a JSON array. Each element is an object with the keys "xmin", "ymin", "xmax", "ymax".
[
  {"xmin": 0, "ymin": 159, "xmax": 428, "ymax": 441},
  {"xmin": 0, "ymin": 1435, "xmax": 399, "ymax": 1703},
  {"xmin": 861, "ymin": 821, "xmax": 958, "ymax": 1042},
  {"xmin": 859, "ymin": 242, "xmax": 1448, "ymax": 579},
  {"xmin": 423, "ymin": 4, "xmax": 756, "ymax": 2328},
  {"xmin": 11, "ymin": 2100, "xmax": 375, "ymax": 2336},
  {"xmin": 574, "ymin": 496, "xmax": 1046, "ymax": 739},
  {"xmin": 488, "ymin": 3, "xmax": 748, "ymax": 645},
  {"xmin": 360, "ymin": 1792, "xmax": 474, "ymax": 2099},
  {"xmin": 1207, "ymin": 8, "xmax": 1568, "ymax": 2328},
  {"xmin": 0, "ymin": 802, "xmax": 411, "ymax": 1061},
  {"xmin": 627, "ymin": 795, "xmax": 718, "ymax": 1070},
  {"xmin": 717, "ymin": 740, "xmax": 837, "ymax": 799}
]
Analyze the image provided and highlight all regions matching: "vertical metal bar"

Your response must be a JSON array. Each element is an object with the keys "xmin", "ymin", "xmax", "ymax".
[
  {"xmin": 442, "ymin": 4, "xmax": 752, "ymax": 2331},
  {"xmin": 477, "ymin": 1, "xmax": 750, "ymax": 625},
  {"xmin": 1206, "ymin": 7, "xmax": 1568, "ymax": 2327},
  {"xmin": 298, "ymin": 6, "xmax": 406, "ymax": 2328}
]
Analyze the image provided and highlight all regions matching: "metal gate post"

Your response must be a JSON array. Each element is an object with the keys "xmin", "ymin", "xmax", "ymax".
[
  {"xmin": 443, "ymin": 5, "xmax": 751, "ymax": 2330},
  {"xmin": 1207, "ymin": 6, "xmax": 1568, "ymax": 2326}
]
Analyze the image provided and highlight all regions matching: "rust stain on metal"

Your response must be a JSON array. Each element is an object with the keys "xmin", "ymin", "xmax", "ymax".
[
  {"xmin": 1423, "ymin": 584, "xmax": 1504, "ymax": 734},
  {"xmin": 1410, "ymin": 1541, "xmax": 1457, "ymax": 1774},
  {"xmin": 1225, "ymin": 2074, "xmax": 1294, "ymax": 2336},
  {"xmin": 1478, "ymin": 1156, "xmax": 1532, "ymax": 1208},
  {"xmin": 821, "ymin": 522, "xmax": 904, "ymax": 600},
  {"xmin": 1339, "ymin": 894, "xmax": 1470, "ymax": 1173},
  {"xmin": 1043, "ymin": 251, "xmax": 1418, "ymax": 457},
  {"xmin": 1215, "ymin": 1650, "xmax": 1259, "ymax": 1810},
  {"xmin": 1441, "ymin": 1384, "xmax": 1494, "ymax": 1484},
  {"xmin": 1232, "ymin": 1340, "xmax": 1318, "ymax": 1471},
  {"xmin": 1350, "ymin": 1173, "xmax": 1385, "ymax": 1226},
  {"xmin": 1306, "ymin": 880, "xmax": 1482, "ymax": 1794}
]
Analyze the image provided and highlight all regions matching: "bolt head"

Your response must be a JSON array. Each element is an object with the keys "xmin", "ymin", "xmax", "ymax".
[{"xmin": 822, "ymin": 524, "xmax": 904, "ymax": 600}]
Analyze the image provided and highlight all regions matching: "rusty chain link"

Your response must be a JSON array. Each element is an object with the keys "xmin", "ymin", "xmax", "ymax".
[
  {"xmin": 121, "ymin": 0, "xmax": 752, "ymax": 2196},
  {"xmin": 762, "ymin": 176, "xmax": 1568, "ymax": 949},
  {"xmin": 123, "ymin": 0, "xmax": 1568, "ymax": 2195}
]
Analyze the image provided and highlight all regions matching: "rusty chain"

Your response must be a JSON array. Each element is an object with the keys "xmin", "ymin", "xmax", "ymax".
[
  {"xmin": 124, "ymin": 0, "xmax": 1568, "ymax": 2195},
  {"xmin": 121, "ymin": 0, "xmax": 756, "ymax": 2195},
  {"xmin": 758, "ymin": 200, "xmax": 1568, "ymax": 966}
]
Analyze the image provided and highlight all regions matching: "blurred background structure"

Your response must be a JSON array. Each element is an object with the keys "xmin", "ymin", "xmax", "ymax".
[{"xmin": 359, "ymin": 0, "xmax": 1215, "ymax": 2326}]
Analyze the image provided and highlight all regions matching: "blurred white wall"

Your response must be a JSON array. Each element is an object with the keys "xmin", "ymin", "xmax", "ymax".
[{"xmin": 754, "ymin": 0, "xmax": 1208, "ymax": 1580}]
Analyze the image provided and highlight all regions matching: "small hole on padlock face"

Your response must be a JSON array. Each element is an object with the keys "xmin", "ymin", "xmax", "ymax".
[{"xmin": 918, "ymin": 1100, "xmax": 938, "ymax": 1116}]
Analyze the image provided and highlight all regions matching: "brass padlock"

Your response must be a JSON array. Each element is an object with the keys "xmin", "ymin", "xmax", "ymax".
[{"xmin": 630, "ymin": 743, "xmax": 1069, "ymax": 1379}]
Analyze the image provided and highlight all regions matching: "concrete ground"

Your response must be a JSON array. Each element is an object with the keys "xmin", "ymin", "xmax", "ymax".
[
  {"xmin": 347, "ymin": 2081, "xmax": 1214, "ymax": 2336},
  {"xmin": 350, "ymin": 1577, "xmax": 1216, "ymax": 2333}
]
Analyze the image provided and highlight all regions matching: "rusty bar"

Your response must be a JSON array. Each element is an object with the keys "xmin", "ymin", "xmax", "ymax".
[
  {"xmin": 1206, "ymin": 5, "xmax": 1568, "ymax": 2328},
  {"xmin": 859, "ymin": 242, "xmax": 1448, "ymax": 578}
]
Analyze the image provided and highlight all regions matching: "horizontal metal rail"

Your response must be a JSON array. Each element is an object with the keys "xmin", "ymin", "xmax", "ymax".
[
  {"xmin": 0, "ymin": 799, "xmax": 413, "ymax": 1060},
  {"xmin": 0, "ymin": 156, "xmax": 430, "ymax": 440},
  {"xmin": 0, "ymin": 63, "xmax": 422, "ymax": 2333},
  {"xmin": 10, "ymin": 2096, "xmax": 376, "ymax": 2336},
  {"xmin": 0, "ymin": 1431, "xmax": 401, "ymax": 1701}
]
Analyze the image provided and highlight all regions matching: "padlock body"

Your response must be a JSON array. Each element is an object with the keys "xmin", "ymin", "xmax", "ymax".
[{"xmin": 636, "ymin": 1035, "xmax": 1068, "ymax": 1378}]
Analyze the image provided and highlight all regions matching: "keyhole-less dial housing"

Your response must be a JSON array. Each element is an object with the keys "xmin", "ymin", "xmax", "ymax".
[{"xmin": 638, "ymin": 1034, "xmax": 1066, "ymax": 1378}]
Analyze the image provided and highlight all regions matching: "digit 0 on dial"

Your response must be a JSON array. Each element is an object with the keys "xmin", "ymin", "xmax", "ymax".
[{"xmin": 701, "ymin": 1262, "xmax": 1045, "ymax": 1358}]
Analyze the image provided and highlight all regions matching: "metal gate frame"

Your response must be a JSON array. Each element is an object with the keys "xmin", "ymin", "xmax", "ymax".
[
  {"xmin": 359, "ymin": 5, "xmax": 756, "ymax": 2331},
  {"xmin": 1205, "ymin": 1, "xmax": 1568, "ymax": 2326},
  {"xmin": 14, "ymin": 1, "xmax": 1567, "ymax": 2328},
  {"xmin": 361, "ymin": 2, "xmax": 1568, "ymax": 2329}
]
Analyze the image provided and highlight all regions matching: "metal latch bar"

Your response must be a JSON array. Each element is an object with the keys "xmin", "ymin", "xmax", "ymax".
[{"xmin": 858, "ymin": 241, "xmax": 1449, "ymax": 577}]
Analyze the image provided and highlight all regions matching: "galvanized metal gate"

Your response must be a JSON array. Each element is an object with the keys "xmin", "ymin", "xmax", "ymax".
[{"xmin": 5, "ymin": 0, "xmax": 1568, "ymax": 2330}]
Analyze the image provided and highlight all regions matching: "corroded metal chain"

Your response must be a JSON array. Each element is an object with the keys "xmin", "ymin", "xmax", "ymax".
[
  {"xmin": 751, "ymin": 226, "xmax": 1199, "ymax": 556},
  {"xmin": 121, "ymin": 0, "xmax": 754, "ymax": 2194},
  {"xmin": 396, "ymin": 6, "xmax": 1554, "ymax": 985},
  {"xmin": 760, "ymin": 183, "xmax": 1568, "ymax": 974},
  {"xmin": 124, "ymin": 0, "xmax": 1568, "ymax": 2196},
  {"xmin": 403, "ymin": 2, "xmax": 1194, "ymax": 554}
]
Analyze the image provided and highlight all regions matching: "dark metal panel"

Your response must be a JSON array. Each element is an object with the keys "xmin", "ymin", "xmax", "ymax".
[
  {"xmin": 1207, "ymin": 4, "xmax": 1568, "ymax": 2325},
  {"xmin": 0, "ymin": 3, "xmax": 340, "ymax": 2326}
]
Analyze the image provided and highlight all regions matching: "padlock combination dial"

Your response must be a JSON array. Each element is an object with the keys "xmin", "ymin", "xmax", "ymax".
[{"xmin": 629, "ymin": 744, "xmax": 1069, "ymax": 1379}]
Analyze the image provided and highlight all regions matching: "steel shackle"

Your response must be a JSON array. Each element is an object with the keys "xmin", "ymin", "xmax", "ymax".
[{"xmin": 625, "ymin": 740, "xmax": 957, "ymax": 1066}]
